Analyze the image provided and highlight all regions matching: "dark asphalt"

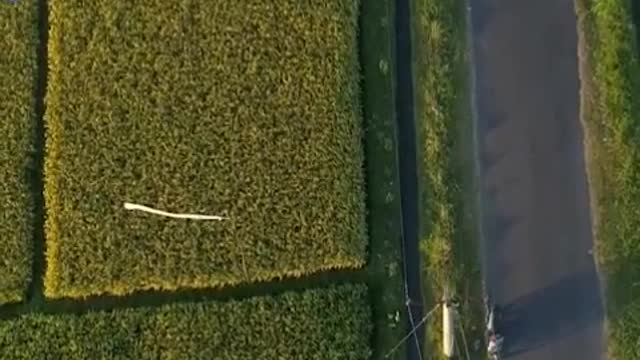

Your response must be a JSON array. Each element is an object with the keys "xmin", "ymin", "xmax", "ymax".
[
  {"xmin": 394, "ymin": 0, "xmax": 424, "ymax": 358},
  {"xmin": 468, "ymin": 0, "xmax": 606, "ymax": 359}
]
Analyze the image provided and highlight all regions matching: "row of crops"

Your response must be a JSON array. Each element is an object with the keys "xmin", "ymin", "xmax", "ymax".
[
  {"xmin": 0, "ymin": 0, "xmax": 404, "ymax": 358},
  {"xmin": 0, "ymin": 0, "xmax": 37, "ymax": 305},
  {"xmin": 0, "ymin": 285, "xmax": 372, "ymax": 359}
]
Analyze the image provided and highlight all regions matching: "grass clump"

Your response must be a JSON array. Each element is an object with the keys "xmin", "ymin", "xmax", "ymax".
[
  {"xmin": 0, "ymin": 284, "xmax": 372, "ymax": 359},
  {"xmin": 44, "ymin": 0, "xmax": 366, "ymax": 298},
  {"xmin": 575, "ymin": 0, "xmax": 640, "ymax": 357},
  {"xmin": 0, "ymin": 0, "xmax": 39, "ymax": 304},
  {"xmin": 413, "ymin": 0, "xmax": 483, "ymax": 357}
]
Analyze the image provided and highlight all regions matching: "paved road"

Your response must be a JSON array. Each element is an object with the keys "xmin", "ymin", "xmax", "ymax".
[{"xmin": 468, "ymin": 0, "xmax": 606, "ymax": 358}]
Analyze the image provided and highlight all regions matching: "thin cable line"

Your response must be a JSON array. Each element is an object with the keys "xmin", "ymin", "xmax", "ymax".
[
  {"xmin": 385, "ymin": 304, "xmax": 440, "ymax": 359},
  {"xmin": 458, "ymin": 310, "xmax": 471, "ymax": 360}
]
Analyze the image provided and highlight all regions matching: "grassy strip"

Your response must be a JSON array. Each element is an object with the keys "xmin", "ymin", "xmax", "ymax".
[
  {"xmin": 360, "ymin": 0, "xmax": 407, "ymax": 359},
  {"xmin": 44, "ymin": 0, "xmax": 367, "ymax": 298},
  {"xmin": 413, "ymin": 0, "xmax": 484, "ymax": 357},
  {"xmin": 575, "ymin": 0, "xmax": 640, "ymax": 357},
  {"xmin": 0, "ymin": 284, "xmax": 372, "ymax": 359},
  {"xmin": 0, "ymin": 0, "xmax": 39, "ymax": 304}
]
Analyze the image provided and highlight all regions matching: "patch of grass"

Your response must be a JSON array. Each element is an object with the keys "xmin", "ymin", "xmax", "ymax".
[
  {"xmin": 413, "ymin": 0, "xmax": 484, "ymax": 358},
  {"xmin": 44, "ymin": 0, "xmax": 367, "ymax": 298},
  {"xmin": 575, "ymin": 0, "xmax": 640, "ymax": 357},
  {"xmin": 360, "ymin": 0, "xmax": 407, "ymax": 359},
  {"xmin": 0, "ymin": 0, "xmax": 39, "ymax": 304},
  {"xmin": 0, "ymin": 284, "xmax": 372, "ymax": 359}
]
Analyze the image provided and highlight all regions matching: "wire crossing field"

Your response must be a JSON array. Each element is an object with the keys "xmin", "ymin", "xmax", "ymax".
[
  {"xmin": 44, "ymin": 0, "xmax": 366, "ymax": 298},
  {"xmin": 0, "ymin": 285, "xmax": 372, "ymax": 359},
  {"xmin": 0, "ymin": 0, "xmax": 38, "ymax": 304}
]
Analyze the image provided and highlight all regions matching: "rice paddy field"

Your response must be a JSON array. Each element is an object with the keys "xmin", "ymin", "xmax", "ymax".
[
  {"xmin": 0, "ymin": 0, "xmax": 38, "ymax": 305},
  {"xmin": 44, "ymin": 0, "xmax": 366, "ymax": 298},
  {"xmin": 0, "ymin": 0, "xmax": 406, "ymax": 358},
  {"xmin": 0, "ymin": 285, "xmax": 372, "ymax": 360}
]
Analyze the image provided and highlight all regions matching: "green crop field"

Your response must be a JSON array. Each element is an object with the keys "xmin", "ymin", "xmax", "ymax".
[
  {"xmin": 0, "ymin": 0, "xmax": 38, "ymax": 304},
  {"xmin": 0, "ymin": 285, "xmax": 372, "ymax": 359},
  {"xmin": 0, "ymin": 1, "xmax": 404, "ymax": 359},
  {"xmin": 44, "ymin": 0, "xmax": 366, "ymax": 298}
]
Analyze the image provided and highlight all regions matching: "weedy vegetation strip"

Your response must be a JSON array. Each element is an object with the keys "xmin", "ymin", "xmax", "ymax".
[
  {"xmin": 0, "ymin": 0, "xmax": 38, "ymax": 304},
  {"xmin": 359, "ymin": 0, "xmax": 408, "ymax": 358},
  {"xmin": 413, "ymin": 0, "xmax": 483, "ymax": 356},
  {"xmin": 0, "ymin": 284, "xmax": 372, "ymax": 359},
  {"xmin": 575, "ymin": 0, "xmax": 640, "ymax": 357},
  {"xmin": 44, "ymin": 0, "xmax": 366, "ymax": 298}
]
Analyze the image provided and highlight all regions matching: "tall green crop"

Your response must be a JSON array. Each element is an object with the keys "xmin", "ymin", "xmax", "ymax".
[
  {"xmin": 44, "ymin": 0, "xmax": 366, "ymax": 298},
  {"xmin": 0, "ymin": 285, "xmax": 372, "ymax": 359},
  {"xmin": 0, "ymin": 0, "xmax": 38, "ymax": 304}
]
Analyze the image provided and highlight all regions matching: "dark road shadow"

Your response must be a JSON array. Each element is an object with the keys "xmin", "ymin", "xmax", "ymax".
[{"xmin": 497, "ymin": 268, "xmax": 604, "ymax": 357}]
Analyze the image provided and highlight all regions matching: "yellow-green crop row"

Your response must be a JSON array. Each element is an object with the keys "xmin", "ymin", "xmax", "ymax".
[
  {"xmin": 0, "ymin": 284, "xmax": 372, "ymax": 359},
  {"xmin": 44, "ymin": 0, "xmax": 366, "ymax": 298},
  {"xmin": 0, "ymin": 0, "xmax": 38, "ymax": 304}
]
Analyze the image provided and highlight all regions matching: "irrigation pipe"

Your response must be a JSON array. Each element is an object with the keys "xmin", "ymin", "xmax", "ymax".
[{"xmin": 123, "ymin": 202, "xmax": 227, "ymax": 221}]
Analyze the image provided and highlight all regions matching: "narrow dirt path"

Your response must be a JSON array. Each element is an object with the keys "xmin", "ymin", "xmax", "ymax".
[{"xmin": 467, "ymin": 0, "xmax": 606, "ymax": 358}]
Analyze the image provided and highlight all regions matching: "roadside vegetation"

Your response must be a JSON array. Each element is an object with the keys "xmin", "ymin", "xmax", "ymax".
[
  {"xmin": 575, "ymin": 0, "xmax": 640, "ymax": 357},
  {"xmin": 0, "ymin": 285, "xmax": 372, "ymax": 359},
  {"xmin": 0, "ymin": 0, "xmax": 38, "ymax": 304},
  {"xmin": 413, "ymin": 0, "xmax": 484, "ymax": 357},
  {"xmin": 44, "ymin": 0, "xmax": 366, "ymax": 298}
]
